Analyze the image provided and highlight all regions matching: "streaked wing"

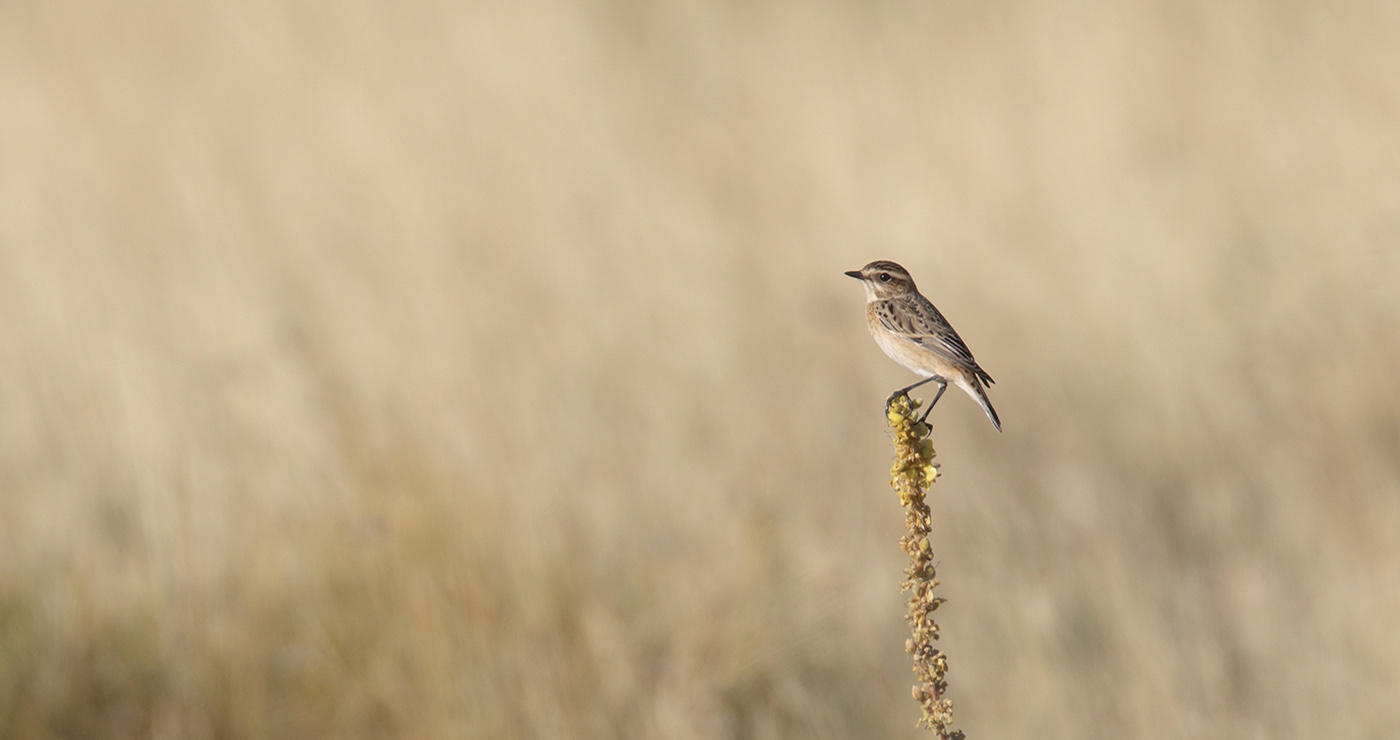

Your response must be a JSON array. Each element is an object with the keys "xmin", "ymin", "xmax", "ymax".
[{"xmin": 873, "ymin": 295, "xmax": 993, "ymax": 383}]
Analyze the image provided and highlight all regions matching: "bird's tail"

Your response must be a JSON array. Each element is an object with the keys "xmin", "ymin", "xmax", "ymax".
[{"xmin": 958, "ymin": 374, "xmax": 1001, "ymax": 433}]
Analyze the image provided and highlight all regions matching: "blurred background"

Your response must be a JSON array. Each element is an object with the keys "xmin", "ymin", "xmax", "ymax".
[{"xmin": 2, "ymin": 1, "xmax": 1398, "ymax": 738}]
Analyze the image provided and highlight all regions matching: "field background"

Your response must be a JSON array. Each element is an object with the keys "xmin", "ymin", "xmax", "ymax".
[{"xmin": 3, "ymin": 1, "xmax": 1399, "ymax": 738}]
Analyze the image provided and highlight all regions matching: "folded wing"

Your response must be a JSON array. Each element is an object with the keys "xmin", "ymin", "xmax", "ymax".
[{"xmin": 873, "ymin": 296, "xmax": 995, "ymax": 386}]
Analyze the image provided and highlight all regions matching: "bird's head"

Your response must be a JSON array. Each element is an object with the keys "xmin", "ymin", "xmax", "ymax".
[{"xmin": 844, "ymin": 260, "xmax": 917, "ymax": 300}]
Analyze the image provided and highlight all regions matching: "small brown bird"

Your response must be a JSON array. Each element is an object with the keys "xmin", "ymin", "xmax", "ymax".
[{"xmin": 846, "ymin": 260, "xmax": 1001, "ymax": 432}]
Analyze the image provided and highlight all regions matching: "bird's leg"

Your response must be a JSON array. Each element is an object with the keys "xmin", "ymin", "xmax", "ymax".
[
  {"xmin": 886, "ymin": 376, "xmax": 938, "ymax": 414},
  {"xmin": 916, "ymin": 379, "xmax": 948, "ymax": 424}
]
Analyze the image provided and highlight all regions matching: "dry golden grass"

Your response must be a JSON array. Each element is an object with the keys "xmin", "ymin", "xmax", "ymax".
[{"xmin": 2, "ymin": 1, "xmax": 1399, "ymax": 738}]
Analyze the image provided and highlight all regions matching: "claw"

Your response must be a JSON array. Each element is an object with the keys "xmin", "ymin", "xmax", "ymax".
[{"xmin": 885, "ymin": 390, "xmax": 909, "ymax": 414}]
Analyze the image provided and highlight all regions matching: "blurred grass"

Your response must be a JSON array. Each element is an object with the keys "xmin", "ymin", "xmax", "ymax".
[{"xmin": 2, "ymin": 0, "xmax": 1399, "ymax": 738}]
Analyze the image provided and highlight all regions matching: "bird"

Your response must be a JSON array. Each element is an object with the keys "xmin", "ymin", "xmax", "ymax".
[{"xmin": 845, "ymin": 260, "xmax": 1001, "ymax": 432}]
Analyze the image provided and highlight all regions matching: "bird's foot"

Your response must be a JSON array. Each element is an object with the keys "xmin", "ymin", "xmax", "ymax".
[{"xmin": 885, "ymin": 391, "xmax": 921, "ymax": 416}]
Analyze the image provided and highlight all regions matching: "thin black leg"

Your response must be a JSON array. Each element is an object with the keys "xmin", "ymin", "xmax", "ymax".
[
  {"xmin": 916, "ymin": 380, "xmax": 948, "ymax": 423},
  {"xmin": 886, "ymin": 376, "xmax": 938, "ymax": 413}
]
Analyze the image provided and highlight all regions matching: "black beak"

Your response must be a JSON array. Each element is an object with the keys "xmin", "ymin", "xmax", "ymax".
[{"xmin": 844, "ymin": 270, "xmax": 863, "ymax": 279}]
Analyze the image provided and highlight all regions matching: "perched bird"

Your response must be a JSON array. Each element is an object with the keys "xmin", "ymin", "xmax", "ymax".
[{"xmin": 845, "ymin": 260, "xmax": 1001, "ymax": 432}]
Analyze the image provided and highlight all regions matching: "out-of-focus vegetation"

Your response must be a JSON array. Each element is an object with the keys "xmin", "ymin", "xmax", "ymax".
[{"xmin": 2, "ymin": 1, "xmax": 1398, "ymax": 738}]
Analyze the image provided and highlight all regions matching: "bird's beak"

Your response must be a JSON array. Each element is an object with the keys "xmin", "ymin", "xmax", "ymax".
[{"xmin": 844, "ymin": 270, "xmax": 864, "ymax": 279}]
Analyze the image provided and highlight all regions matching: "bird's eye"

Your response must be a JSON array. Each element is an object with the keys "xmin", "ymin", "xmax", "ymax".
[{"xmin": 878, "ymin": 273, "xmax": 891, "ymax": 282}]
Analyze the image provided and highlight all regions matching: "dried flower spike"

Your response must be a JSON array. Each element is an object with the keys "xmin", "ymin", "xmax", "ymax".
[{"xmin": 887, "ymin": 395, "xmax": 965, "ymax": 740}]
